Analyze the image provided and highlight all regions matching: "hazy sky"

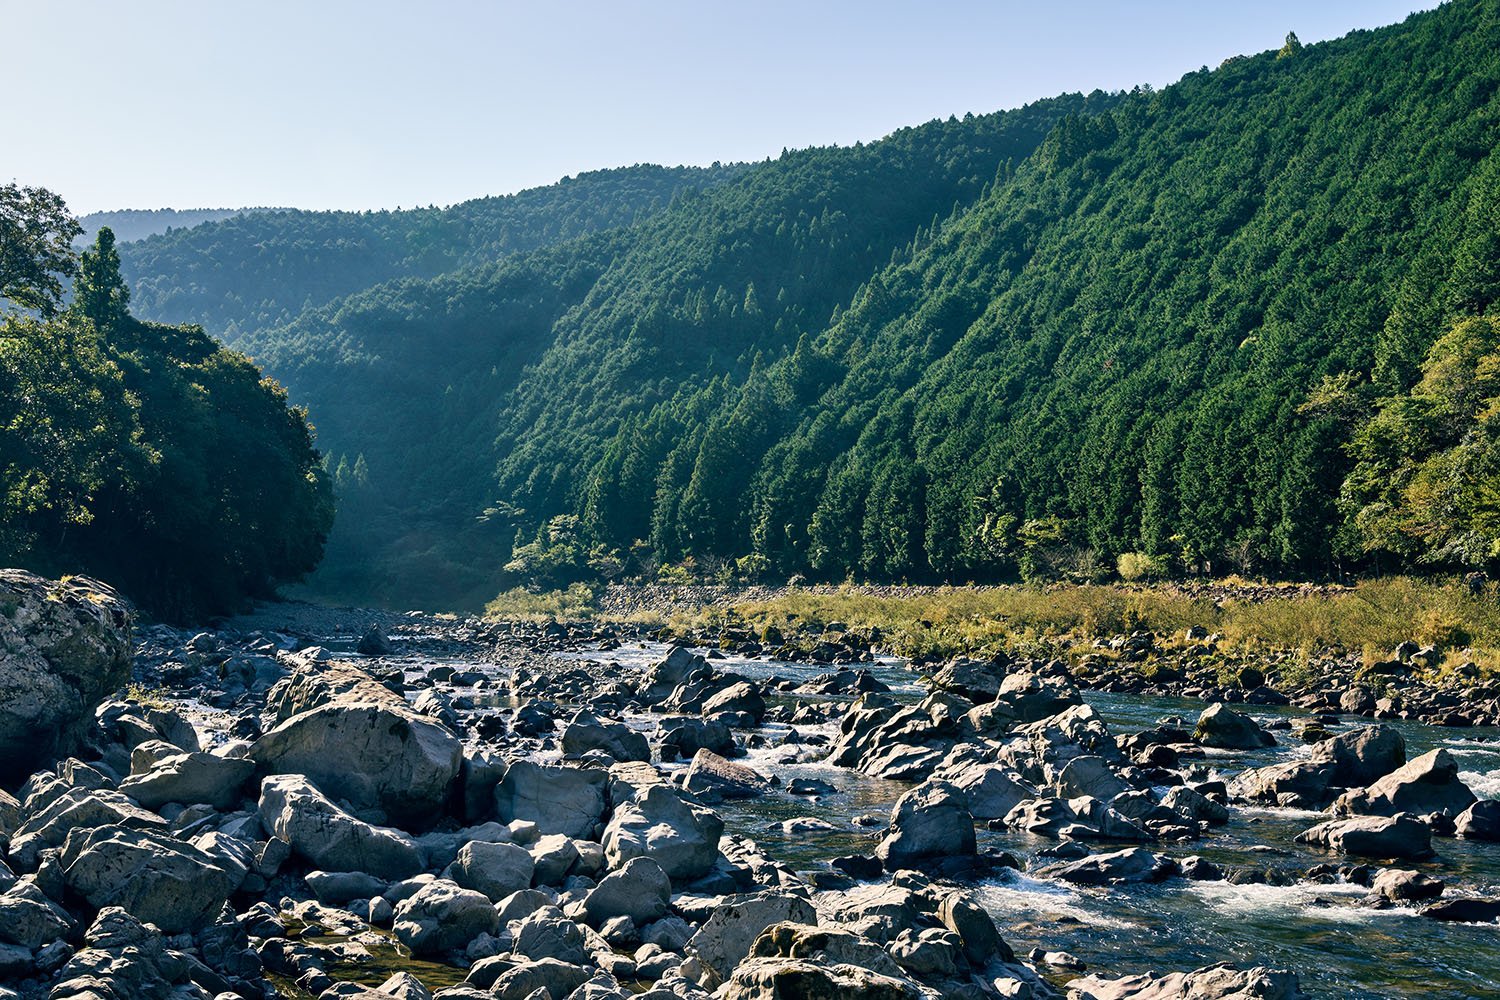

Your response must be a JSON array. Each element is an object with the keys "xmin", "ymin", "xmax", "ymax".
[{"xmin": 9, "ymin": 0, "xmax": 1440, "ymax": 215}]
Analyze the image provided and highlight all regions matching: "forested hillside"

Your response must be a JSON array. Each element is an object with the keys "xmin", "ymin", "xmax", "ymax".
[
  {"xmin": 79, "ymin": 207, "xmax": 283, "ymax": 246},
  {"xmin": 111, "ymin": 0, "xmax": 1500, "ymax": 611},
  {"xmin": 116, "ymin": 164, "xmax": 746, "ymax": 339}
]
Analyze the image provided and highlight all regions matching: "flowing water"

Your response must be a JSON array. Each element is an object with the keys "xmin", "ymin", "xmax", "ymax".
[{"xmin": 550, "ymin": 642, "xmax": 1500, "ymax": 1000}]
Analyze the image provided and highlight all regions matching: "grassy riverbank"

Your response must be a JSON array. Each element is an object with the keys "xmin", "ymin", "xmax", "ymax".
[{"xmin": 486, "ymin": 577, "xmax": 1500, "ymax": 675}]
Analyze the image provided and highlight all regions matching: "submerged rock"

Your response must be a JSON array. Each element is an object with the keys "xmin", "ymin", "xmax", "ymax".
[{"xmin": 1066, "ymin": 961, "xmax": 1307, "ymax": 999}]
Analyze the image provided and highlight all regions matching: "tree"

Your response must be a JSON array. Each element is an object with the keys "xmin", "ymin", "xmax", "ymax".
[
  {"xmin": 0, "ymin": 183, "xmax": 82, "ymax": 316},
  {"xmin": 74, "ymin": 227, "xmax": 131, "ymax": 332}
]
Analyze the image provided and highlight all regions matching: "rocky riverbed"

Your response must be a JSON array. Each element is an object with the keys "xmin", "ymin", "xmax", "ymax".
[{"xmin": 1, "ymin": 586, "xmax": 1498, "ymax": 1000}]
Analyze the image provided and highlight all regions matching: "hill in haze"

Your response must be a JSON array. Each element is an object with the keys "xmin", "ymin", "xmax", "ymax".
[
  {"xmin": 109, "ymin": 0, "xmax": 1500, "ymax": 610},
  {"xmin": 79, "ymin": 207, "xmax": 287, "ymax": 246}
]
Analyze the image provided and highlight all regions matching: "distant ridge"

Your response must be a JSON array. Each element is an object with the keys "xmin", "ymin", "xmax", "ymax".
[{"xmin": 78, "ymin": 207, "xmax": 290, "ymax": 245}]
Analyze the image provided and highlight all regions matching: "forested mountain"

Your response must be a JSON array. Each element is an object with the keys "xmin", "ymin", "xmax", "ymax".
[
  {"xmin": 115, "ymin": 164, "xmax": 747, "ymax": 340},
  {"xmin": 111, "ymin": 0, "xmax": 1500, "ymax": 610},
  {"xmin": 79, "ymin": 207, "xmax": 284, "ymax": 246}
]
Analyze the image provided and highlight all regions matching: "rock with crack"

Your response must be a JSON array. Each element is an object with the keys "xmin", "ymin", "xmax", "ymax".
[
  {"xmin": 393, "ymin": 879, "xmax": 500, "ymax": 955},
  {"xmin": 716, "ymin": 956, "xmax": 921, "ymax": 1000},
  {"xmin": 561, "ymin": 710, "xmax": 650, "ymax": 762},
  {"xmin": 494, "ymin": 760, "xmax": 609, "ymax": 840},
  {"xmin": 1065, "ymin": 961, "xmax": 1307, "ymax": 999},
  {"xmin": 258, "ymin": 773, "xmax": 424, "ymax": 879},
  {"xmin": 876, "ymin": 781, "xmax": 976, "ymax": 868},
  {"xmin": 602, "ymin": 784, "xmax": 724, "ymax": 880},
  {"xmin": 117, "ymin": 750, "xmax": 255, "ymax": 811},
  {"xmin": 1296, "ymin": 814, "xmax": 1433, "ymax": 860},
  {"xmin": 1333, "ymin": 749, "xmax": 1475, "ymax": 819},
  {"xmin": 686, "ymin": 890, "xmax": 819, "ymax": 989},
  {"xmin": 59, "ymin": 824, "xmax": 238, "ymax": 933},
  {"xmin": 684, "ymin": 749, "xmax": 771, "ymax": 799},
  {"xmin": 583, "ymin": 857, "xmax": 672, "ymax": 926},
  {"xmin": 1043, "ymin": 847, "xmax": 1179, "ymax": 886}
]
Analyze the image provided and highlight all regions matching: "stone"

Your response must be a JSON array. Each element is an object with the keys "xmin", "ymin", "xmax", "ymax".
[
  {"xmin": 378, "ymin": 972, "xmax": 433, "ymax": 1000},
  {"xmin": 59, "ymin": 824, "xmax": 237, "ymax": 933},
  {"xmin": 602, "ymin": 784, "xmax": 724, "ymax": 881},
  {"xmin": 716, "ymin": 957, "xmax": 919, "ymax": 1000},
  {"xmin": 1309, "ymin": 725, "xmax": 1405, "ymax": 786},
  {"xmin": 686, "ymin": 891, "xmax": 819, "ymax": 988},
  {"xmin": 117, "ymin": 751, "xmax": 255, "ymax": 810},
  {"xmin": 1296, "ymin": 815, "xmax": 1433, "ymax": 859},
  {"xmin": 393, "ymin": 880, "xmax": 500, "ymax": 955},
  {"xmin": 932, "ymin": 658, "xmax": 1008, "ymax": 703},
  {"xmin": 1055, "ymin": 755, "xmax": 1127, "ymax": 801},
  {"xmin": 1064, "ymin": 962, "xmax": 1307, "ymax": 999},
  {"xmin": 1456, "ymin": 799, "xmax": 1500, "ymax": 840},
  {"xmin": 251, "ymin": 700, "xmax": 461, "ymax": 830},
  {"xmin": 561, "ymin": 711, "xmax": 650, "ymax": 763},
  {"xmin": 700, "ymin": 681, "xmax": 767, "ymax": 722},
  {"xmin": 485, "ymin": 959, "xmax": 592, "ymax": 1000},
  {"xmin": 888, "ymin": 927, "xmax": 963, "ymax": 976},
  {"xmin": 1419, "ymin": 897, "xmax": 1500, "ymax": 923},
  {"xmin": 683, "ymin": 749, "xmax": 770, "ymax": 799},
  {"xmin": 1370, "ymin": 868, "xmax": 1444, "ymax": 902},
  {"xmin": 583, "ymin": 857, "xmax": 671, "ymax": 926},
  {"xmin": 1334, "ymin": 749, "xmax": 1476, "ymax": 819},
  {"xmin": 258, "ymin": 773, "xmax": 424, "ymax": 880},
  {"xmin": 938, "ymin": 891, "xmax": 1014, "ymax": 965},
  {"xmin": 1044, "ymin": 847, "xmax": 1177, "ymax": 886},
  {"xmin": 8, "ymin": 787, "xmax": 167, "ymax": 868},
  {"xmin": 528, "ymin": 833, "xmax": 580, "ymax": 885},
  {"xmin": 876, "ymin": 781, "xmax": 976, "ymax": 867},
  {"xmin": 357, "ymin": 623, "xmax": 394, "ymax": 656},
  {"xmin": 0, "ymin": 881, "xmax": 74, "ymax": 950},
  {"xmin": 449, "ymin": 840, "xmax": 535, "ymax": 901},
  {"xmin": 494, "ymin": 761, "xmax": 609, "ymax": 840},
  {"xmin": 1193, "ymin": 704, "xmax": 1275, "ymax": 750},
  {"xmin": 510, "ymin": 911, "xmax": 589, "ymax": 965},
  {"xmin": 1160, "ymin": 786, "xmax": 1229, "ymax": 826},
  {"xmin": 306, "ymin": 870, "xmax": 390, "ymax": 904},
  {"xmin": 748, "ymin": 921, "xmax": 904, "ymax": 977},
  {"xmin": 0, "ymin": 570, "xmax": 133, "ymax": 784}
]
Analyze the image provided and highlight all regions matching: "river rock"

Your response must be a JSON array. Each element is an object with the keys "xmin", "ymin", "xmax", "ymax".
[
  {"xmin": 448, "ymin": 839, "xmax": 534, "ymax": 901},
  {"xmin": 1044, "ymin": 847, "xmax": 1177, "ymax": 886},
  {"xmin": 932, "ymin": 657, "xmax": 1008, "ymax": 703},
  {"xmin": 117, "ymin": 750, "xmax": 255, "ymax": 810},
  {"xmin": 1456, "ymin": 799, "xmax": 1500, "ymax": 840},
  {"xmin": 876, "ymin": 781, "xmax": 975, "ymax": 867},
  {"xmin": 0, "ymin": 570, "xmax": 133, "ymax": 784},
  {"xmin": 250, "ymin": 700, "xmax": 461, "ymax": 829},
  {"xmin": 602, "ymin": 784, "xmax": 723, "ymax": 880},
  {"xmin": 582, "ymin": 856, "xmax": 671, "ymax": 925},
  {"xmin": 701, "ymin": 681, "xmax": 767, "ymax": 722},
  {"xmin": 1194, "ymin": 704, "xmax": 1275, "ymax": 749},
  {"xmin": 1333, "ymin": 749, "xmax": 1475, "ymax": 818},
  {"xmin": 529, "ymin": 833, "xmax": 579, "ymax": 885},
  {"xmin": 1310, "ymin": 725, "xmax": 1405, "ymax": 786},
  {"xmin": 717, "ymin": 957, "xmax": 919, "ymax": 1000},
  {"xmin": 393, "ymin": 879, "xmax": 499, "ymax": 954},
  {"xmin": 59, "ymin": 824, "xmax": 237, "ymax": 933},
  {"xmin": 510, "ymin": 910, "xmax": 589, "ymax": 964},
  {"xmin": 686, "ymin": 890, "xmax": 819, "ymax": 987},
  {"xmin": 1161, "ymin": 786, "xmax": 1229, "ymax": 826},
  {"xmin": 998, "ymin": 671, "xmax": 1081, "ymax": 722},
  {"xmin": 1371, "ymin": 868, "xmax": 1444, "ymax": 902},
  {"xmin": 0, "ymin": 881, "xmax": 74, "ymax": 950},
  {"xmin": 258, "ymin": 773, "xmax": 424, "ymax": 879},
  {"xmin": 561, "ymin": 710, "xmax": 650, "ymax": 762},
  {"xmin": 494, "ymin": 760, "xmax": 609, "ymax": 839},
  {"xmin": 937, "ymin": 891, "xmax": 1014, "ymax": 965},
  {"xmin": 1226, "ymin": 759, "xmax": 1337, "ymax": 809},
  {"xmin": 1419, "ymin": 897, "xmax": 1500, "ymax": 922},
  {"xmin": 748, "ymin": 921, "xmax": 904, "ymax": 977},
  {"xmin": 357, "ymin": 623, "xmax": 393, "ymax": 656},
  {"xmin": 8, "ymin": 787, "xmax": 167, "ymax": 868},
  {"xmin": 684, "ymin": 749, "xmax": 770, "ymax": 799},
  {"xmin": 1065, "ymin": 962, "xmax": 1307, "ymax": 999},
  {"xmin": 484, "ymin": 958, "xmax": 592, "ymax": 1000},
  {"xmin": 1055, "ymin": 755, "xmax": 1128, "ymax": 801},
  {"xmin": 935, "ymin": 754, "xmax": 1034, "ymax": 820},
  {"xmin": 1296, "ymin": 814, "xmax": 1433, "ymax": 859}
]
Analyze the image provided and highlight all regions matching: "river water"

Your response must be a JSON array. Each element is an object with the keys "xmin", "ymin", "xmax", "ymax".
[{"xmin": 549, "ymin": 641, "xmax": 1500, "ymax": 1000}]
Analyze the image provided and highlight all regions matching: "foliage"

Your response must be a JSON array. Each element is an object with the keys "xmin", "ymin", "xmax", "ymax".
[
  {"xmin": 0, "ymin": 183, "xmax": 82, "ymax": 316},
  {"xmin": 0, "ymin": 220, "xmax": 335, "ymax": 619}
]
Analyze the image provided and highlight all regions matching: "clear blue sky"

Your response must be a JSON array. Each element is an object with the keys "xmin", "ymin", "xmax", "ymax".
[{"xmin": 8, "ymin": 0, "xmax": 1440, "ymax": 215}]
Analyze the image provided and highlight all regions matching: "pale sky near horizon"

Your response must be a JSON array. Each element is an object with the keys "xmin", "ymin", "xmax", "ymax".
[{"xmin": 8, "ymin": 1, "xmax": 1442, "ymax": 215}]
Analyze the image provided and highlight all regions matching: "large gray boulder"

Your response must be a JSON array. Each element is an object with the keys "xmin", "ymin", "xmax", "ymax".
[
  {"xmin": 1334, "ymin": 749, "xmax": 1476, "ymax": 818},
  {"xmin": 1065, "ymin": 963, "xmax": 1307, "ymax": 999},
  {"xmin": 748, "ymin": 921, "xmax": 905, "ymax": 978},
  {"xmin": 258, "ymin": 773, "xmax": 424, "ymax": 879},
  {"xmin": 582, "ymin": 857, "xmax": 671, "ymax": 926},
  {"xmin": 0, "ymin": 881, "xmax": 74, "ymax": 950},
  {"xmin": 118, "ymin": 751, "xmax": 255, "ymax": 810},
  {"xmin": 560, "ymin": 710, "xmax": 650, "ymax": 762},
  {"xmin": 602, "ymin": 784, "xmax": 724, "ymax": 880},
  {"xmin": 59, "ymin": 824, "xmax": 237, "ymax": 933},
  {"xmin": 717, "ymin": 957, "xmax": 919, "ymax": 1000},
  {"xmin": 1296, "ymin": 814, "xmax": 1433, "ymax": 859},
  {"xmin": 494, "ymin": 760, "xmax": 609, "ymax": 840},
  {"xmin": 448, "ymin": 839, "xmax": 534, "ymax": 901},
  {"xmin": 0, "ymin": 570, "xmax": 132, "ymax": 784},
  {"xmin": 876, "ymin": 781, "xmax": 975, "ymax": 867},
  {"xmin": 686, "ymin": 890, "xmax": 818, "ymax": 988},
  {"xmin": 1194, "ymin": 703, "xmax": 1275, "ymax": 749},
  {"xmin": 1043, "ymin": 847, "xmax": 1177, "ymax": 886},
  {"xmin": 1310, "ymin": 724, "xmax": 1405, "ymax": 786},
  {"xmin": 684, "ymin": 749, "xmax": 770, "ymax": 799},
  {"xmin": 251, "ymin": 700, "xmax": 461, "ymax": 829},
  {"xmin": 1456, "ymin": 799, "xmax": 1500, "ymax": 841},
  {"xmin": 393, "ymin": 879, "xmax": 499, "ymax": 954},
  {"xmin": 8, "ymin": 787, "xmax": 166, "ymax": 868}
]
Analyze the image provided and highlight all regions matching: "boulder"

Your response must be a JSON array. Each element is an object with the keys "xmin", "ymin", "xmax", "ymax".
[
  {"xmin": 0, "ymin": 881, "xmax": 74, "ymax": 950},
  {"xmin": 1193, "ymin": 704, "xmax": 1275, "ymax": 750},
  {"xmin": 1456, "ymin": 799, "xmax": 1500, "ymax": 841},
  {"xmin": 701, "ymin": 680, "xmax": 767, "ymax": 722},
  {"xmin": 717, "ymin": 957, "xmax": 919, "ymax": 1000},
  {"xmin": 1334, "ymin": 749, "xmax": 1476, "ymax": 819},
  {"xmin": 528, "ymin": 833, "xmax": 580, "ymax": 885},
  {"xmin": 117, "ymin": 751, "xmax": 255, "ymax": 810},
  {"xmin": 749, "ymin": 921, "xmax": 904, "ymax": 977},
  {"xmin": 931, "ymin": 658, "xmax": 1007, "ymax": 703},
  {"xmin": 7, "ymin": 787, "xmax": 166, "ymax": 868},
  {"xmin": 561, "ymin": 711, "xmax": 650, "ymax": 762},
  {"xmin": 583, "ymin": 857, "xmax": 672, "ymax": 926},
  {"xmin": 393, "ymin": 879, "xmax": 499, "ymax": 954},
  {"xmin": 449, "ymin": 839, "xmax": 534, "ymax": 901},
  {"xmin": 494, "ymin": 761, "xmax": 609, "ymax": 839},
  {"xmin": 937, "ymin": 891, "xmax": 1014, "ymax": 965},
  {"xmin": 1296, "ymin": 814, "xmax": 1433, "ymax": 859},
  {"xmin": 876, "ymin": 781, "xmax": 975, "ymax": 867},
  {"xmin": 510, "ymin": 910, "xmax": 590, "ymax": 964},
  {"xmin": 1419, "ymin": 897, "xmax": 1500, "ymax": 923},
  {"xmin": 1044, "ymin": 847, "xmax": 1177, "ymax": 886},
  {"xmin": 997, "ymin": 671, "xmax": 1081, "ymax": 722},
  {"xmin": 250, "ymin": 701, "xmax": 461, "ymax": 829},
  {"xmin": 1065, "ymin": 962, "xmax": 1307, "ymax": 999},
  {"xmin": 484, "ymin": 959, "xmax": 592, "ymax": 1000},
  {"xmin": 357, "ymin": 623, "xmax": 393, "ymax": 656},
  {"xmin": 258, "ymin": 773, "xmax": 424, "ymax": 879},
  {"xmin": 1055, "ymin": 755, "xmax": 1128, "ymax": 801},
  {"xmin": 686, "ymin": 890, "xmax": 818, "ymax": 987},
  {"xmin": 1371, "ymin": 868, "xmax": 1444, "ymax": 902},
  {"xmin": 0, "ymin": 570, "xmax": 133, "ymax": 784},
  {"xmin": 1309, "ymin": 725, "xmax": 1405, "ymax": 786},
  {"xmin": 1160, "ymin": 786, "xmax": 1229, "ymax": 826},
  {"xmin": 59, "ymin": 824, "xmax": 237, "ymax": 933},
  {"xmin": 684, "ymin": 749, "xmax": 770, "ymax": 799},
  {"xmin": 602, "ymin": 784, "xmax": 724, "ymax": 880}
]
